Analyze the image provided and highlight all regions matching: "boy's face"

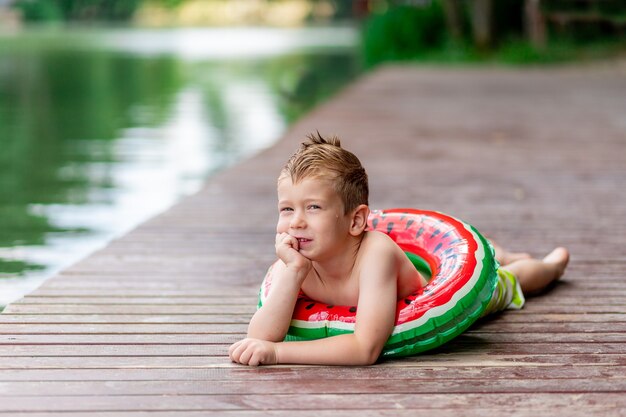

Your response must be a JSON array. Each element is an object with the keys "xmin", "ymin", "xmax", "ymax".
[{"xmin": 277, "ymin": 175, "xmax": 353, "ymax": 262}]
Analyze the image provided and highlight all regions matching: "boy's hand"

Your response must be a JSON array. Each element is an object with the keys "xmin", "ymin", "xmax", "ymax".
[
  {"xmin": 229, "ymin": 338, "xmax": 278, "ymax": 366},
  {"xmin": 275, "ymin": 232, "xmax": 312, "ymax": 274}
]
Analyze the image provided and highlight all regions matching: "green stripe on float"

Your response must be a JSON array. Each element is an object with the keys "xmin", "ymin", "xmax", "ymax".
[
  {"xmin": 382, "ymin": 226, "xmax": 497, "ymax": 357},
  {"xmin": 404, "ymin": 251, "xmax": 432, "ymax": 280}
]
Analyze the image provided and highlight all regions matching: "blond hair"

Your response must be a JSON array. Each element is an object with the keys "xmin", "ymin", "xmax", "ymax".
[{"xmin": 280, "ymin": 132, "xmax": 368, "ymax": 213}]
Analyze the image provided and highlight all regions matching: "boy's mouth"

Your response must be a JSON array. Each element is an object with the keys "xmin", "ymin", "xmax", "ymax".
[{"xmin": 297, "ymin": 238, "xmax": 312, "ymax": 244}]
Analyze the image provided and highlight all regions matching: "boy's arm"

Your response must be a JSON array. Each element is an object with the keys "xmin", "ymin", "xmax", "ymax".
[
  {"xmin": 246, "ymin": 233, "xmax": 311, "ymax": 342},
  {"xmin": 231, "ymin": 242, "xmax": 397, "ymax": 365},
  {"xmin": 246, "ymin": 261, "xmax": 307, "ymax": 342}
]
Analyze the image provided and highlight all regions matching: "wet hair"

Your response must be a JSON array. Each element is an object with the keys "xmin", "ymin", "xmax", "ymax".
[{"xmin": 280, "ymin": 131, "xmax": 369, "ymax": 214}]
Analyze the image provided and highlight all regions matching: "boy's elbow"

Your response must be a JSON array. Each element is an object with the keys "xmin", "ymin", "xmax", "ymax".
[
  {"xmin": 355, "ymin": 341, "xmax": 383, "ymax": 365},
  {"xmin": 358, "ymin": 354, "xmax": 379, "ymax": 366},
  {"xmin": 364, "ymin": 348, "xmax": 382, "ymax": 365}
]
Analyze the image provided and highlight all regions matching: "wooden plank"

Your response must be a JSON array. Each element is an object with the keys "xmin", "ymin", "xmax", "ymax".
[
  {"xmin": 0, "ymin": 394, "xmax": 623, "ymax": 414},
  {"xmin": 2, "ymin": 304, "xmax": 256, "ymax": 315},
  {"xmin": 1, "ymin": 365, "xmax": 625, "ymax": 382},
  {"xmin": 0, "ymin": 323, "xmax": 248, "ymax": 333},
  {"xmin": 0, "ymin": 353, "xmax": 624, "ymax": 369},
  {"xmin": 11, "ymin": 297, "xmax": 258, "ymax": 305},
  {"xmin": 0, "ymin": 342, "xmax": 624, "ymax": 357},
  {"xmin": 0, "ymin": 334, "xmax": 242, "ymax": 344},
  {"xmin": 0, "ymin": 314, "xmax": 252, "ymax": 324},
  {"xmin": 0, "ymin": 321, "xmax": 623, "ymax": 334},
  {"xmin": 1, "ymin": 377, "xmax": 626, "ymax": 396},
  {"xmin": 0, "ymin": 409, "xmax": 619, "ymax": 417}
]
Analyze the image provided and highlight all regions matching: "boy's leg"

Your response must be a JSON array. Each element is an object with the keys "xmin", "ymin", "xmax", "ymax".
[
  {"xmin": 489, "ymin": 240, "xmax": 531, "ymax": 266},
  {"xmin": 482, "ymin": 247, "xmax": 569, "ymax": 317},
  {"xmin": 500, "ymin": 247, "xmax": 569, "ymax": 295}
]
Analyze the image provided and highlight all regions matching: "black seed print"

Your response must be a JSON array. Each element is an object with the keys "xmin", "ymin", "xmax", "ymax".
[
  {"xmin": 326, "ymin": 305, "xmax": 334, "ymax": 309},
  {"xmin": 373, "ymin": 218, "xmax": 379, "ymax": 229},
  {"xmin": 442, "ymin": 231, "xmax": 452, "ymax": 239},
  {"xmin": 430, "ymin": 229, "xmax": 441, "ymax": 238},
  {"xmin": 349, "ymin": 306, "xmax": 357, "ymax": 313},
  {"xmin": 406, "ymin": 219, "xmax": 414, "ymax": 229},
  {"xmin": 416, "ymin": 227, "xmax": 425, "ymax": 238},
  {"xmin": 387, "ymin": 222, "xmax": 394, "ymax": 234},
  {"xmin": 305, "ymin": 303, "xmax": 315, "ymax": 310},
  {"xmin": 404, "ymin": 299, "xmax": 412, "ymax": 305},
  {"xmin": 434, "ymin": 243, "xmax": 443, "ymax": 253}
]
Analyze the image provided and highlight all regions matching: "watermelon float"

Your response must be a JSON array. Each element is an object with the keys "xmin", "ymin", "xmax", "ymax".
[{"xmin": 258, "ymin": 208, "xmax": 499, "ymax": 358}]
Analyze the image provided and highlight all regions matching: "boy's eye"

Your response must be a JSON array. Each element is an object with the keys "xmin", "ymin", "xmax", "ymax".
[
  {"xmin": 308, "ymin": 205, "xmax": 321, "ymax": 210},
  {"xmin": 280, "ymin": 207, "xmax": 293, "ymax": 212}
]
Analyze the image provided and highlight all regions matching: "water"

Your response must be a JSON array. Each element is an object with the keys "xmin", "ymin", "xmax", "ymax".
[{"xmin": 0, "ymin": 26, "xmax": 361, "ymax": 308}]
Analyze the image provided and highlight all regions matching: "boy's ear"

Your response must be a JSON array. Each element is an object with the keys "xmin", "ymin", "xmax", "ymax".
[{"xmin": 349, "ymin": 204, "xmax": 370, "ymax": 236}]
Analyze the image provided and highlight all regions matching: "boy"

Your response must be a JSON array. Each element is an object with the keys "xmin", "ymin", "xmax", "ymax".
[{"xmin": 229, "ymin": 133, "xmax": 569, "ymax": 366}]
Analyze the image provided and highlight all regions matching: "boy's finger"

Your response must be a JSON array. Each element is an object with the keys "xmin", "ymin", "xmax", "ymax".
[
  {"xmin": 275, "ymin": 233, "xmax": 290, "ymax": 246},
  {"xmin": 238, "ymin": 344, "xmax": 254, "ymax": 365},
  {"xmin": 286, "ymin": 235, "xmax": 299, "ymax": 250},
  {"xmin": 228, "ymin": 340, "xmax": 242, "ymax": 358},
  {"xmin": 229, "ymin": 339, "xmax": 250, "ymax": 363},
  {"xmin": 277, "ymin": 233, "xmax": 299, "ymax": 251},
  {"xmin": 249, "ymin": 352, "xmax": 261, "ymax": 367}
]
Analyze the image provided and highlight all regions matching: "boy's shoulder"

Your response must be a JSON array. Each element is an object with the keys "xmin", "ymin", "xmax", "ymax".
[{"xmin": 359, "ymin": 230, "xmax": 400, "ymax": 258}]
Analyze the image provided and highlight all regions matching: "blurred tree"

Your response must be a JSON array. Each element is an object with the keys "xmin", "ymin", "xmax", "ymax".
[
  {"xmin": 471, "ymin": 0, "xmax": 492, "ymax": 49},
  {"xmin": 362, "ymin": 2, "xmax": 446, "ymax": 67},
  {"xmin": 442, "ymin": 0, "xmax": 465, "ymax": 41},
  {"xmin": 13, "ymin": 0, "xmax": 148, "ymax": 21},
  {"xmin": 12, "ymin": 0, "xmax": 63, "ymax": 21}
]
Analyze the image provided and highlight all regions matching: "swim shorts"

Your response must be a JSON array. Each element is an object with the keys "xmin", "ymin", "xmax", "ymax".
[{"xmin": 482, "ymin": 268, "xmax": 526, "ymax": 316}]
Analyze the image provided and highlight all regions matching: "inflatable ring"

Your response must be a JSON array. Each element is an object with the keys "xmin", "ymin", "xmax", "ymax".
[{"xmin": 258, "ymin": 208, "xmax": 498, "ymax": 358}]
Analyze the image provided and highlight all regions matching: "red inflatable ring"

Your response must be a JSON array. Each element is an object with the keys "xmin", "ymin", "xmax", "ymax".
[{"xmin": 258, "ymin": 208, "xmax": 498, "ymax": 358}]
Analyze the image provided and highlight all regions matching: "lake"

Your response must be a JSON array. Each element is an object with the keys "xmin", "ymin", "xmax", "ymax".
[{"xmin": 0, "ymin": 26, "xmax": 361, "ymax": 308}]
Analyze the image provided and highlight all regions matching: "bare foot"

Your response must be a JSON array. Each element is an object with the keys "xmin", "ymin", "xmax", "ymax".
[
  {"xmin": 542, "ymin": 247, "xmax": 570, "ymax": 280},
  {"xmin": 501, "ymin": 247, "xmax": 570, "ymax": 295}
]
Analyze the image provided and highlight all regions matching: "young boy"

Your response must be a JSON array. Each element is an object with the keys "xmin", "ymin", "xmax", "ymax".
[{"xmin": 228, "ymin": 133, "xmax": 569, "ymax": 366}]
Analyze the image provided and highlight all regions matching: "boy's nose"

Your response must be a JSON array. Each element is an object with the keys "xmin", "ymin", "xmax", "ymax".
[{"xmin": 290, "ymin": 213, "xmax": 306, "ymax": 229}]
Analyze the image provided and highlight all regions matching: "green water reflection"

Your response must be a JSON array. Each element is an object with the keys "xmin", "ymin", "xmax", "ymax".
[
  {"xmin": 0, "ymin": 29, "xmax": 361, "ymax": 302},
  {"xmin": 0, "ymin": 48, "xmax": 184, "ymax": 271}
]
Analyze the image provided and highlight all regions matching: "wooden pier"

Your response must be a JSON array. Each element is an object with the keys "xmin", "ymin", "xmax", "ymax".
[{"xmin": 1, "ymin": 63, "xmax": 625, "ymax": 416}]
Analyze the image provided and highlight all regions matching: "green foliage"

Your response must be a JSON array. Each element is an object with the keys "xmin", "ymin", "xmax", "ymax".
[
  {"xmin": 13, "ymin": 0, "xmax": 64, "ymax": 22},
  {"xmin": 265, "ymin": 53, "xmax": 362, "ymax": 123},
  {"xmin": 13, "ymin": 0, "xmax": 142, "ymax": 22},
  {"xmin": 361, "ymin": 0, "xmax": 625, "ymax": 66},
  {"xmin": 362, "ymin": 3, "xmax": 446, "ymax": 67},
  {"xmin": 154, "ymin": 0, "xmax": 184, "ymax": 9}
]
